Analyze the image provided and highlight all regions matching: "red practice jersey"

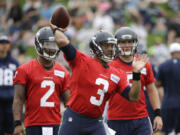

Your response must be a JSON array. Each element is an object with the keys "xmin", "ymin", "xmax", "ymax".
[
  {"xmin": 13, "ymin": 59, "xmax": 70, "ymax": 127},
  {"xmin": 66, "ymin": 51, "xmax": 129, "ymax": 118},
  {"xmin": 107, "ymin": 58, "xmax": 155, "ymax": 120}
]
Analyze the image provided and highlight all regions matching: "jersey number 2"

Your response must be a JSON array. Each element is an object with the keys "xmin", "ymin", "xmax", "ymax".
[
  {"xmin": 40, "ymin": 80, "xmax": 55, "ymax": 107},
  {"xmin": 90, "ymin": 78, "xmax": 109, "ymax": 106}
]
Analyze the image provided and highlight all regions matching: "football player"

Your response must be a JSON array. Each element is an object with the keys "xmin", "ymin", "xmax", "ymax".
[
  {"xmin": 13, "ymin": 26, "xmax": 70, "ymax": 135},
  {"xmin": 107, "ymin": 27, "xmax": 163, "ymax": 135},
  {"xmin": 156, "ymin": 42, "xmax": 180, "ymax": 135},
  {"xmin": 50, "ymin": 22, "xmax": 148, "ymax": 135},
  {"xmin": 0, "ymin": 35, "xmax": 19, "ymax": 135}
]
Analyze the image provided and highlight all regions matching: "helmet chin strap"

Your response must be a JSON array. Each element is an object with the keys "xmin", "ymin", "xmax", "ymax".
[
  {"xmin": 124, "ymin": 51, "xmax": 132, "ymax": 56},
  {"xmin": 100, "ymin": 45, "xmax": 116, "ymax": 63},
  {"xmin": 118, "ymin": 44, "xmax": 137, "ymax": 56},
  {"xmin": 101, "ymin": 55, "xmax": 114, "ymax": 63},
  {"xmin": 90, "ymin": 49, "xmax": 113, "ymax": 63},
  {"xmin": 43, "ymin": 51, "xmax": 57, "ymax": 60}
]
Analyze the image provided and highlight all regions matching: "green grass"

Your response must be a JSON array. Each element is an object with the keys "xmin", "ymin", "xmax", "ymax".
[
  {"xmin": 25, "ymin": 46, "xmax": 38, "ymax": 59},
  {"xmin": 157, "ymin": 2, "xmax": 175, "ymax": 18},
  {"xmin": 147, "ymin": 34, "xmax": 164, "ymax": 48}
]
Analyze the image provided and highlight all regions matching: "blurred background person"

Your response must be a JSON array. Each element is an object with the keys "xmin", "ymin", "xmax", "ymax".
[
  {"xmin": 0, "ymin": 35, "xmax": 19, "ymax": 135},
  {"xmin": 156, "ymin": 42, "xmax": 180, "ymax": 135}
]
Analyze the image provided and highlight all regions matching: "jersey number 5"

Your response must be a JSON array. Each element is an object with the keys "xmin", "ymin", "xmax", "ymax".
[
  {"xmin": 127, "ymin": 74, "xmax": 133, "ymax": 86},
  {"xmin": 40, "ymin": 80, "xmax": 55, "ymax": 107},
  {"xmin": 90, "ymin": 78, "xmax": 109, "ymax": 106}
]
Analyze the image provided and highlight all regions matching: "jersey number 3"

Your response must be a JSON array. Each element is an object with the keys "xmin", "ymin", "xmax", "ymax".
[
  {"xmin": 90, "ymin": 78, "xmax": 109, "ymax": 106},
  {"xmin": 40, "ymin": 80, "xmax": 55, "ymax": 107}
]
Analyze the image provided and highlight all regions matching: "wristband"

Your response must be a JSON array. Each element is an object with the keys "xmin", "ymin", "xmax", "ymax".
[
  {"xmin": 14, "ymin": 120, "xmax": 22, "ymax": 127},
  {"xmin": 53, "ymin": 27, "xmax": 60, "ymax": 34},
  {"xmin": 154, "ymin": 109, "xmax": 162, "ymax": 117},
  {"xmin": 133, "ymin": 72, "xmax": 141, "ymax": 81}
]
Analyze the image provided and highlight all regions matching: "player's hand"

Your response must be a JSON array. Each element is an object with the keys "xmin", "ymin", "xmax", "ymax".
[
  {"xmin": 153, "ymin": 116, "xmax": 163, "ymax": 133},
  {"xmin": 49, "ymin": 18, "xmax": 70, "ymax": 48},
  {"xmin": 49, "ymin": 17, "xmax": 67, "ymax": 32},
  {"xmin": 132, "ymin": 54, "xmax": 148, "ymax": 73},
  {"xmin": 13, "ymin": 125, "xmax": 25, "ymax": 135}
]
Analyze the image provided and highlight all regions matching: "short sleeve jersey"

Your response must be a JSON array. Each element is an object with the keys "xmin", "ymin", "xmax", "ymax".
[
  {"xmin": 66, "ymin": 50, "xmax": 129, "ymax": 118},
  {"xmin": 13, "ymin": 59, "xmax": 70, "ymax": 127},
  {"xmin": 107, "ymin": 58, "xmax": 155, "ymax": 120}
]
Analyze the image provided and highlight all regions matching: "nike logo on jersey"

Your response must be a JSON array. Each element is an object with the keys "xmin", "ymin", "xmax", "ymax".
[
  {"xmin": 126, "ymin": 72, "xmax": 132, "ymax": 74},
  {"xmin": 43, "ymin": 77, "xmax": 53, "ymax": 79},
  {"xmin": 110, "ymin": 74, "xmax": 120, "ymax": 84}
]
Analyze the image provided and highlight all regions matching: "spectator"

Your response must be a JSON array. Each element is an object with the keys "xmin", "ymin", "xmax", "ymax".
[
  {"xmin": 156, "ymin": 42, "xmax": 180, "ymax": 135},
  {"xmin": 0, "ymin": 35, "xmax": 19, "ymax": 135},
  {"xmin": 6, "ymin": 0, "xmax": 23, "ymax": 34},
  {"xmin": 150, "ymin": 36, "xmax": 170, "ymax": 67}
]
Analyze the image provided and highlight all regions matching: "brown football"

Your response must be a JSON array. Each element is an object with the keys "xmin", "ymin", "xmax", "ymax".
[{"xmin": 51, "ymin": 6, "xmax": 70, "ymax": 28}]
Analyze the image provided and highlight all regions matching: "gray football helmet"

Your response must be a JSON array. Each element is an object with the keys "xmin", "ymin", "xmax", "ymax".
[
  {"xmin": 35, "ymin": 26, "xmax": 60, "ymax": 60},
  {"xmin": 89, "ymin": 31, "xmax": 117, "ymax": 62},
  {"xmin": 115, "ymin": 27, "xmax": 138, "ymax": 56}
]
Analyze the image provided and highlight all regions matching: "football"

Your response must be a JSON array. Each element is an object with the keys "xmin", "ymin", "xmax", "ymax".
[{"xmin": 51, "ymin": 6, "xmax": 70, "ymax": 29}]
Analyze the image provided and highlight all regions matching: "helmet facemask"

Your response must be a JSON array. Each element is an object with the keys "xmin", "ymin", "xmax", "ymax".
[
  {"xmin": 35, "ymin": 36, "xmax": 59, "ymax": 60},
  {"xmin": 117, "ymin": 39, "xmax": 138, "ymax": 57},
  {"xmin": 42, "ymin": 41, "xmax": 59, "ymax": 60},
  {"xmin": 90, "ymin": 37, "xmax": 117, "ymax": 63},
  {"xmin": 115, "ymin": 27, "xmax": 138, "ymax": 57}
]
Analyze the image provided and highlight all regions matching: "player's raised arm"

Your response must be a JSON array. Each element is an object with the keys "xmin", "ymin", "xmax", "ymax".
[
  {"xmin": 128, "ymin": 54, "xmax": 148, "ymax": 101},
  {"xmin": 49, "ymin": 6, "xmax": 70, "ymax": 48},
  {"xmin": 49, "ymin": 20, "xmax": 69, "ymax": 47},
  {"xmin": 49, "ymin": 20, "xmax": 77, "ymax": 61}
]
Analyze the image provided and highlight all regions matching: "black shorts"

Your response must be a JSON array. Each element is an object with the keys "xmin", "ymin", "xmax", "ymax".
[
  {"xmin": 0, "ymin": 101, "xmax": 14, "ymax": 134},
  {"xmin": 107, "ymin": 117, "xmax": 153, "ymax": 135},
  {"xmin": 59, "ymin": 108, "xmax": 106, "ymax": 135}
]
